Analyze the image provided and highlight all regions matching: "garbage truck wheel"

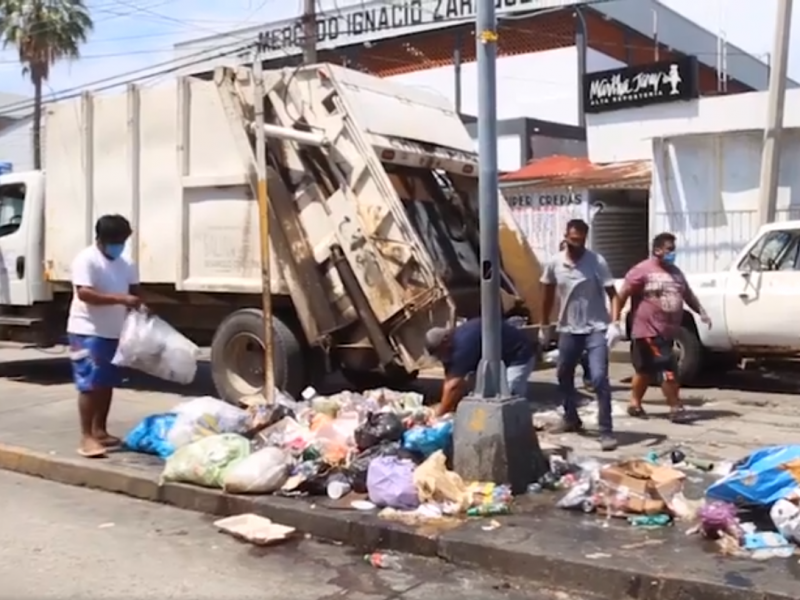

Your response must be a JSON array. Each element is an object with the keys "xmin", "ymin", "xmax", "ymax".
[
  {"xmin": 211, "ymin": 308, "xmax": 305, "ymax": 405},
  {"xmin": 341, "ymin": 368, "xmax": 417, "ymax": 392}
]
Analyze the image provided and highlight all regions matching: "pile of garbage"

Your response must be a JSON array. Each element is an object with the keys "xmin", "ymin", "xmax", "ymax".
[
  {"xmin": 123, "ymin": 388, "xmax": 511, "ymax": 517},
  {"xmin": 697, "ymin": 445, "xmax": 800, "ymax": 559},
  {"xmin": 552, "ymin": 445, "xmax": 800, "ymax": 560},
  {"xmin": 554, "ymin": 457, "xmax": 691, "ymax": 526}
]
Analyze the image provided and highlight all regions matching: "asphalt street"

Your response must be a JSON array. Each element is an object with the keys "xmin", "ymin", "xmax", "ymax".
[{"xmin": 0, "ymin": 470, "xmax": 585, "ymax": 600}]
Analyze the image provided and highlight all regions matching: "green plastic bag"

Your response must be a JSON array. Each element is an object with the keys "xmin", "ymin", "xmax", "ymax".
[{"xmin": 160, "ymin": 433, "xmax": 250, "ymax": 488}]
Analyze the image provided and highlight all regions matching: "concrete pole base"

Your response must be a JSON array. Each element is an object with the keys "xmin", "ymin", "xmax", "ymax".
[{"xmin": 452, "ymin": 395, "xmax": 548, "ymax": 494}]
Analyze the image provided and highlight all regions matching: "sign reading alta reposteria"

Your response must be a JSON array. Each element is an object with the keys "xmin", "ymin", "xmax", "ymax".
[{"xmin": 583, "ymin": 56, "xmax": 700, "ymax": 113}]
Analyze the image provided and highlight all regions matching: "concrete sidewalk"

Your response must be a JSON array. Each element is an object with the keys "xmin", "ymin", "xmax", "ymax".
[{"xmin": 1, "ymin": 350, "xmax": 800, "ymax": 600}]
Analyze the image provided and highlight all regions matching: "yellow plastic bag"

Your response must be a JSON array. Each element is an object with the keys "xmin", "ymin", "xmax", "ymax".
[{"xmin": 413, "ymin": 450, "xmax": 471, "ymax": 512}]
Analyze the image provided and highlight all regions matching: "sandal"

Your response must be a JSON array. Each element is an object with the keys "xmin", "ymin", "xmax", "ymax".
[
  {"xmin": 77, "ymin": 447, "xmax": 107, "ymax": 459},
  {"xmin": 627, "ymin": 405, "xmax": 648, "ymax": 419},
  {"xmin": 98, "ymin": 435, "xmax": 122, "ymax": 449},
  {"xmin": 670, "ymin": 408, "xmax": 693, "ymax": 424}
]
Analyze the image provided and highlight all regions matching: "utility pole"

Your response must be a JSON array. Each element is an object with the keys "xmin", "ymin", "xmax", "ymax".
[
  {"xmin": 452, "ymin": 0, "xmax": 545, "ymax": 494},
  {"xmin": 757, "ymin": 0, "xmax": 792, "ymax": 226},
  {"xmin": 575, "ymin": 7, "xmax": 587, "ymax": 128},
  {"xmin": 302, "ymin": 0, "xmax": 317, "ymax": 64},
  {"xmin": 253, "ymin": 46, "xmax": 275, "ymax": 404}
]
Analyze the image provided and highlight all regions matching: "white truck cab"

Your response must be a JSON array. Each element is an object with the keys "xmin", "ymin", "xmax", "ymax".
[
  {"xmin": 628, "ymin": 221, "xmax": 800, "ymax": 382},
  {"xmin": 0, "ymin": 170, "xmax": 49, "ymax": 308}
]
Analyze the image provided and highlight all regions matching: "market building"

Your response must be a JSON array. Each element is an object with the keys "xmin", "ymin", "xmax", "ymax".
[
  {"xmin": 173, "ymin": 0, "xmax": 778, "ymax": 171},
  {"xmin": 585, "ymin": 86, "xmax": 800, "ymax": 274}
]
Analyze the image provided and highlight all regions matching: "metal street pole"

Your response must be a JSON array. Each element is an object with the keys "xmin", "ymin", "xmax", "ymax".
[
  {"xmin": 475, "ymin": 0, "xmax": 502, "ymax": 397},
  {"xmin": 302, "ymin": 0, "xmax": 317, "ymax": 64},
  {"xmin": 757, "ymin": 0, "xmax": 792, "ymax": 226},
  {"xmin": 575, "ymin": 7, "xmax": 587, "ymax": 128},
  {"xmin": 253, "ymin": 47, "xmax": 275, "ymax": 404},
  {"xmin": 452, "ymin": 0, "xmax": 545, "ymax": 494}
]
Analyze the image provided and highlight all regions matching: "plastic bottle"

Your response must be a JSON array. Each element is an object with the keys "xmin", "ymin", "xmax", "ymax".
[
  {"xmin": 466, "ymin": 503, "xmax": 510, "ymax": 517},
  {"xmin": 364, "ymin": 552, "xmax": 402, "ymax": 570}
]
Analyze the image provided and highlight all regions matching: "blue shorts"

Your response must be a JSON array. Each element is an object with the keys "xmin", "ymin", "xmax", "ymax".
[{"xmin": 68, "ymin": 334, "xmax": 121, "ymax": 393}]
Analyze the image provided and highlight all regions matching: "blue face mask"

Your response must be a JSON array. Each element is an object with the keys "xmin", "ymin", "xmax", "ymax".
[
  {"xmin": 103, "ymin": 243, "xmax": 125, "ymax": 260},
  {"xmin": 662, "ymin": 251, "xmax": 676, "ymax": 265}
]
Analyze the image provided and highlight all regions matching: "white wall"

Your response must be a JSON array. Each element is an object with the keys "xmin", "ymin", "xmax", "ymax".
[
  {"xmin": 587, "ymin": 87, "xmax": 800, "ymax": 163},
  {"xmin": 389, "ymin": 47, "xmax": 625, "ymax": 125},
  {"xmin": 651, "ymin": 131, "xmax": 800, "ymax": 273},
  {"xmin": 388, "ymin": 47, "xmax": 623, "ymax": 169},
  {"xmin": 0, "ymin": 117, "xmax": 33, "ymax": 171}
]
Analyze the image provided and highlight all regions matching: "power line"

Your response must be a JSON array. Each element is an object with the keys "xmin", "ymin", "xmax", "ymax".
[
  {"xmin": 0, "ymin": 42, "xmax": 257, "ymax": 117},
  {"xmin": 0, "ymin": 0, "xmax": 771, "ymax": 116}
]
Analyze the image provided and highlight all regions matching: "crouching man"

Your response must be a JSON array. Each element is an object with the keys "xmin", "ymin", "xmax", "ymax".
[
  {"xmin": 425, "ymin": 317, "xmax": 535, "ymax": 417},
  {"xmin": 68, "ymin": 215, "xmax": 141, "ymax": 458}
]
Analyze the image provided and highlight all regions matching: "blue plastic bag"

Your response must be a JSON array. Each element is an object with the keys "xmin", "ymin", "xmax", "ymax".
[
  {"xmin": 402, "ymin": 420, "xmax": 453, "ymax": 458},
  {"xmin": 706, "ymin": 445, "xmax": 800, "ymax": 507},
  {"xmin": 124, "ymin": 413, "xmax": 178, "ymax": 459}
]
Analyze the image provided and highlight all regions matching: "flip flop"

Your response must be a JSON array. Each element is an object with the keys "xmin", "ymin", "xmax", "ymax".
[
  {"xmin": 670, "ymin": 408, "xmax": 693, "ymax": 424},
  {"xmin": 77, "ymin": 447, "xmax": 107, "ymax": 459},
  {"xmin": 627, "ymin": 405, "xmax": 648, "ymax": 419},
  {"xmin": 99, "ymin": 436, "xmax": 122, "ymax": 449}
]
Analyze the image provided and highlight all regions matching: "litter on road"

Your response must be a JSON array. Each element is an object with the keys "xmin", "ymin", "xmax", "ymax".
[{"xmin": 118, "ymin": 379, "xmax": 800, "ymax": 565}]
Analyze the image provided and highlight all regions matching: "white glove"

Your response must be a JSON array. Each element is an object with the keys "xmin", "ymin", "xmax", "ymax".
[
  {"xmin": 606, "ymin": 322, "xmax": 623, "ymax": 349},
  {"xmin": 538, "ymin": 325, "xmax": 555, "ymax": 348}
]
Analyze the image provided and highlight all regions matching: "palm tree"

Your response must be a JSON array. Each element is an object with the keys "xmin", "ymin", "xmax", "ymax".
[{"xmin": 0, "ymin": 0, "xmax": 92, "ymax": 168}]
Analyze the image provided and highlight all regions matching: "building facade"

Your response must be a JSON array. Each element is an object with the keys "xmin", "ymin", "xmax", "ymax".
[{"xmin": 173, "ymin": 1, "xmax": 780, "ymax": 168}]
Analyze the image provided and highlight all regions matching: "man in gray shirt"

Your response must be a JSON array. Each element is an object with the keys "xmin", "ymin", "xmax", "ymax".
[{"xmin": 540, "ymin": 219, "xmax": 620, "ymax": 451}]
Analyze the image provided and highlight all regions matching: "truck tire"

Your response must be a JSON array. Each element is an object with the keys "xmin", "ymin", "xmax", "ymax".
[
  {"xmin": 340, "ymin": 368, "xmax": 417, "ymax": 392},
  {"xmin": 675, "ymin": 325, "xmax": 703, "ymax": 385},
  {"xmin": 210, "ymin": 308, "xmax": 305, "ymax": 405}
]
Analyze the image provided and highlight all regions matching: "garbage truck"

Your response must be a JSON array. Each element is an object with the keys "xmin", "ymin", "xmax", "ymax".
[{"xmin": 0, "ymin": 62, "xmax": 544, "ymax": 404}]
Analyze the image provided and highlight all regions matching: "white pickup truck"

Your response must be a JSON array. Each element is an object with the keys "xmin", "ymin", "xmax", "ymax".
[{"xmin": 622, "ymin": 221, "xmax": 800, "ymax": 383}]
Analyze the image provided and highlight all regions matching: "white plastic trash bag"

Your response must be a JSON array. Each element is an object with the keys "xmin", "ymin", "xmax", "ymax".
[
  {"xmin": 160, "ymin": 433, "xmax": 250, "ymax": 488},
  {"xmin": 167, "ymin": 397, "xmax": 250, "ymax": 449},
  {"xmin": 771, "ymin": 498, "xmax": 800, "ymax": 544},
  {"xmin": 113, "ymin": 309, "xmax": 199, "ymax": 384},
  {"xmin": 223, "ymin": 447, "xmax": 291, "ymax": 494}
]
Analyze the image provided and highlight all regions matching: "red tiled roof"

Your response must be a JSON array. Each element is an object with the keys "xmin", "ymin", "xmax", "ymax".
[{"xmin": 501, "ymin": 155, "xmax": 652, "ymax": 189}]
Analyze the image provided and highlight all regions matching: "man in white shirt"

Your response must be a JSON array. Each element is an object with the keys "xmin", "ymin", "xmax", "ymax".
[{"xmin": 68, "ymin": 215, "xmax": 141, "ymax": 458}]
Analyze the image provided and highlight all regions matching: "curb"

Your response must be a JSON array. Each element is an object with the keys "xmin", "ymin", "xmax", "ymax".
[{"xmin": 0, "ymin": 443, "xmax": 791, "ymax": 600}]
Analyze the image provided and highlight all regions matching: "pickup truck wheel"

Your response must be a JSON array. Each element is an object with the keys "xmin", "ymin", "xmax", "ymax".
[
  {"xmin": 674, "ymin": 326, "xmax": 703, "ymax": 385},
  {"xmin": 211, "ymin": 308, "xmax": 305, "ymax": 405}
]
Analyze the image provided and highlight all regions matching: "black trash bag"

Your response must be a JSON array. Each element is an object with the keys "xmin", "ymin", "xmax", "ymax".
[
  {"xmin": 354, "ymin": 412, "xmax": 404, "ymax": 451},
  {"xmin": 280, "ymin": 459, "xmax": 333, "ymax": 496},
  {"xmin": 244, "ymin": 403, "xmax": 294, "ymax": 438},
  {"xmin": 346, "ymin": 441, "xmax": 401, "ymax": 494}
]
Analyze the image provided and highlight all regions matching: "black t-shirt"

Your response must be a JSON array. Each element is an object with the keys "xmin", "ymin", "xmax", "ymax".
[{"xmin": 443, "ymin": 318, "xmax": 533, "ymax": 378}]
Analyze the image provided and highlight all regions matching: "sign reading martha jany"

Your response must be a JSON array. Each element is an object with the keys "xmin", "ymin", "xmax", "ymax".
[
  {"xmin": 258, "ymin": 0, "xmax": 576, "ymax": 51},
  {"xmin": 583, "ymin": 56, "xmax": 700, "ymax": 113}
]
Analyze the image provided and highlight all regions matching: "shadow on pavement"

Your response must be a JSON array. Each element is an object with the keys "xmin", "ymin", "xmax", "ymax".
[
  {"xmin": 620, "ymin": 364, "xmax": 800, "ymax": 396},
  {"xmin": 0, "ymin": 356, "xmax": 216, "ymax": 398}
]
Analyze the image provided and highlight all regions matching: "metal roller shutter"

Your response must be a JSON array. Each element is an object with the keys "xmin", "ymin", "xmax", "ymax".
[{"xmin": 589, "ymin": 199, "xmax": 649, "ymax": 278}]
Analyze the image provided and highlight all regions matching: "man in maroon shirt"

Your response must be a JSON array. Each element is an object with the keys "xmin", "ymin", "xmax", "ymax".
[{"xmin": 613, "ymin": 232, "xmax": 711, "ymax": 423}]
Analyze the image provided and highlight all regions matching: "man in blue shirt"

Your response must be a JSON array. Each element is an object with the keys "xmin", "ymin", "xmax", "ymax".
[{"xmin": 425, "ymin": 318, "xmax": 535, "ymax": 416}]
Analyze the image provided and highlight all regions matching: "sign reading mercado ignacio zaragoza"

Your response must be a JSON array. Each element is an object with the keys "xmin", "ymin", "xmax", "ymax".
[{"xmin": 258, "ymin": 0, "xmax": 545, "ymax": 51}]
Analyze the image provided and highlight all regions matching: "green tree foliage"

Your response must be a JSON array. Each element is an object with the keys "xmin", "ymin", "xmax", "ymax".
[{"xmin": 0, "ymin": 0, "xmax": 93, "ymax": 168}]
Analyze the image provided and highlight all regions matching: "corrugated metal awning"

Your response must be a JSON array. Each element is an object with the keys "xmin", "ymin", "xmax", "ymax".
[{"xmin": 500, "ymin": 155, "xmax": 652, "ymax": 190}]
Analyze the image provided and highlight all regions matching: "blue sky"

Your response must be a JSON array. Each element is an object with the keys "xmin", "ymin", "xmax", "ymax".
[{"xmin": 0, "ymin": 0, "xmax": 797, "ymax": 99}]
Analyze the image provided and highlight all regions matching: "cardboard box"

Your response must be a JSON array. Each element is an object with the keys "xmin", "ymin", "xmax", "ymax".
[{"xmin": 598, "ymin": 460, "xmax": 685, "ymax": 515}]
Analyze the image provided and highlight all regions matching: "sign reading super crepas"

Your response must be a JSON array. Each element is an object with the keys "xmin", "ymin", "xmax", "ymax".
[{"xmin": 257, "ymin": 0, "xmax": 585, "ymax": 53}]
